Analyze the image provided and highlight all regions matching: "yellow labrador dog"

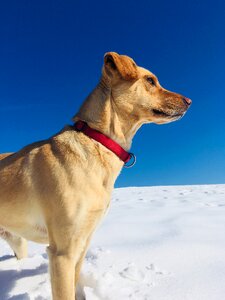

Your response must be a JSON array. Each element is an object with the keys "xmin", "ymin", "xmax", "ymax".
[{"xmin": 0, "ymin": 52, "xmax": 191, "ymax": 300}]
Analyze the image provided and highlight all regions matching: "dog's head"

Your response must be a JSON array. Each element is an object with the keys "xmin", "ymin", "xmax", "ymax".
[{"xmin": 102, "ymin": 52, "xmax": 191, "ymax": 124}]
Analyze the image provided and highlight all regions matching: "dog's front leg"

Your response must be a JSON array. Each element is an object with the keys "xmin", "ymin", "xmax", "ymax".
[
  {"xmin": 47, "ymin": 245, "xmax": 77, "ymax": 300},
  {"xmin": 75, "ymin": 234, "xmax": 92, "ymax": 286},
  {"xmin": 74, "ymin": 234, "xmax": 93, "ymax": 300},
  {"xmin": 47, "ymin": 228, "xmax": 85, "ymax": 300}
]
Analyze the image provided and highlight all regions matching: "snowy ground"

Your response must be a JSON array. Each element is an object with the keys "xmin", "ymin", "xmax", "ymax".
[{"xmin": 0, "ymin": 184, "xmax": 225, "ymax": 300}]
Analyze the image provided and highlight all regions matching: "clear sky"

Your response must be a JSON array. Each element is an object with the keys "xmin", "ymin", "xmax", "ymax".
[{"xmin": 0, "ymin": 0, "xmax": 224, "ymax": 187}]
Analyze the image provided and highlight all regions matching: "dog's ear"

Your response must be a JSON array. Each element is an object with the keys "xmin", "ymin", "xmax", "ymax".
[{"xmin": 104, "ymin": 52, "xmax": 138, "ymax": 81}]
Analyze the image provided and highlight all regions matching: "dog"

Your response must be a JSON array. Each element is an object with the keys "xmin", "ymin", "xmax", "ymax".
[{"xmin": 0, "ymin": 52, "xmax": 191, "ymax": 299}]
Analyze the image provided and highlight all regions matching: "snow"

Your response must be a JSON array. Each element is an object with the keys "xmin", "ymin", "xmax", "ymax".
[{"xmin": 0, "ymin": 184, "xmax": 225, "ymax": 299}]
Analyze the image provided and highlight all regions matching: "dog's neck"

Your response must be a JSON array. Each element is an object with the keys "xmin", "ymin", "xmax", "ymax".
[{"xmin": 73, "ymin": 81, "xmax": 143, "ymax": 151}]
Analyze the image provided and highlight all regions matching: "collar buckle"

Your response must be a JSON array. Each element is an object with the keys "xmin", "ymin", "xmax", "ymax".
[{"xmin": 124, "ymin": 153, "xmax": 136, "ymax": 168}]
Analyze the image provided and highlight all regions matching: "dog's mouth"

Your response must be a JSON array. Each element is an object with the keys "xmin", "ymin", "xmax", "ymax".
[{"xmin": 152, "ymin": 108, "xmax": 184, "ymax": 119}]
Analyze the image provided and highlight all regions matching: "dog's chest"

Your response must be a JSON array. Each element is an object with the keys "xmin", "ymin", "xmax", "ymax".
[{"xmin": 24, "ymin": 206, "xmax": 48, "ymax": 243}]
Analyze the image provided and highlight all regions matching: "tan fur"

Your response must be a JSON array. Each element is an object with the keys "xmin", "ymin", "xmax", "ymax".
[{"xmin": 0, "ymin": 52, "xmax": 191, "ymax": 300}]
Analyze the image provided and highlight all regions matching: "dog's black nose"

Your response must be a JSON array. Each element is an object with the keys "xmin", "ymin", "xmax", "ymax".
[{"xmin": 182, "ymin": 97, "xmax": 192, "ymax": 106}]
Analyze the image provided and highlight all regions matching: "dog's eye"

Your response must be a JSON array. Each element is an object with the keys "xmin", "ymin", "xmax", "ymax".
[{"xmin": 146, "ymin": 77, "xmax": 155, "ymax": 86}]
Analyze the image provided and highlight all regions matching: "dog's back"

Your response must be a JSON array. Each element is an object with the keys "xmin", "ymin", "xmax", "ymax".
[{"xmin": 0, "ymin": 153, "xmax": 13, "ymax": 160}]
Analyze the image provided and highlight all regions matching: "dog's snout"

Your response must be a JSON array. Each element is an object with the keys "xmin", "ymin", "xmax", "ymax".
[{"xmin": 182, "ymin": 97, "xmax": 192, "ymax": 106}]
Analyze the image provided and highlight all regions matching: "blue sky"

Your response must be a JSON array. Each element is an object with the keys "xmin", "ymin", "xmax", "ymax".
[{"xmin": 0, "ymin": 0, "xmax": 224, "ymax": 187}]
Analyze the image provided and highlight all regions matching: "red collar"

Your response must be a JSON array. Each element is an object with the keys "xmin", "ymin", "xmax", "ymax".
[{"xmin": 73, "ymin": 120, "xmax": 136, "ymax": 167}]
